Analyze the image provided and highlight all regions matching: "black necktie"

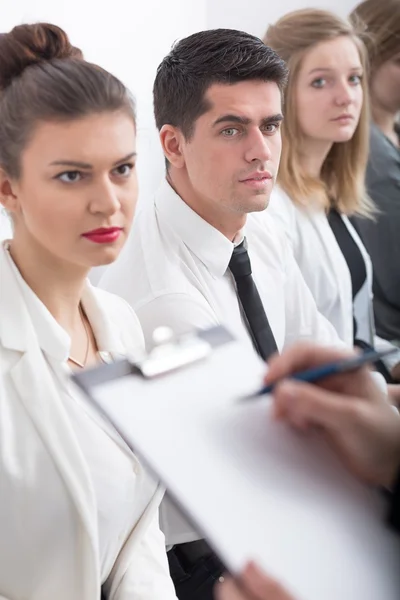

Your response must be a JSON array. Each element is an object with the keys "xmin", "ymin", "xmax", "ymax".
[{"xmin": 229, "ymin": 239, "xmax": 278, "ymax": 360}]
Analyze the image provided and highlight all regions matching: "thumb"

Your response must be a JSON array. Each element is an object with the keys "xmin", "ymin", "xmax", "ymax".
[{"xmin": 273, "ymin": 379, "xmax": 356, "ymax": 432}]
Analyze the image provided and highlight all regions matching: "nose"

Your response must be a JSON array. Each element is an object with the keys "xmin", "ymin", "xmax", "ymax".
[
  {"xmin": 244, "ymin": 129, "xmax": 273, "ymax": 164},
  {"xmin": 88, "ymin": 177, "xmax": 121, "ymax": 216},
  {"xmin": 334, "ymin": 81, "xmax": 355, "ymax": 107}
]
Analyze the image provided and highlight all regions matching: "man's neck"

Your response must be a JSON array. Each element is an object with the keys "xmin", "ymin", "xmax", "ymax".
[{"xmin": 166, "ymin": 172, "xmax": 246, "ymax": 242}]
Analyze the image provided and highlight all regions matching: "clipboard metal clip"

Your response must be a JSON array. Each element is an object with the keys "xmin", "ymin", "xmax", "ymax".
[
  {"xmin": 135, "ymin": 326, "xmax": 212, "ymax": 378},
  {"xmin": 72, "ymin": 325, "xmax": 234, "ymax": 394}
]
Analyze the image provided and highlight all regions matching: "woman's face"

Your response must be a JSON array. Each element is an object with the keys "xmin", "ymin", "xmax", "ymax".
[
  {"xmin": 371, "ymin": 51, "xmax": 400, "ymax": 113},
  {"xmin": 1, "ymin": 110, "xmax": 137, "ymax": 271},
  {"xmin": 295, "ymin": 36, "xmax": 364, "ymax": 146}
]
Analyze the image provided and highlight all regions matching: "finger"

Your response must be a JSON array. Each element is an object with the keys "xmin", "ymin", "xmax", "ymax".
[
  {"xmin": 265, "ymin": 343, "xmax": 355, "ymax": 385},
  {"xmin": 273, "ymin": 379, "xmax": 359, "ymax": 431},
  {"xmin": 388, "ymin": 384, "xmax": 400, "ymax": 405},
  {"xmin": 240, "ymin": 562, "xmax": 295, "ymax": 599},
  {"xmin": 214, "ymin": 575, "xmax": 248, "ymax": 600}
]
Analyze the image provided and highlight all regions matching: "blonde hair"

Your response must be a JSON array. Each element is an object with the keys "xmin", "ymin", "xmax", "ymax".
[
  {"xmin": 264, "ymin": 9, "xmax": 373, "ymax": 216},
  {"xmin": 350, "ymin": 0, "xmax": 400, "ymax": 72}
]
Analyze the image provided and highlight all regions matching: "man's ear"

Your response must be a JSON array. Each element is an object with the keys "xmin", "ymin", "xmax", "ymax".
[
  {"xmin": 0, "ymin": 169, "xmax": 19, "ymax": 215},
  {"xmin": 159, "ymin": 125, "xmax": 187, "ymax": 169}
]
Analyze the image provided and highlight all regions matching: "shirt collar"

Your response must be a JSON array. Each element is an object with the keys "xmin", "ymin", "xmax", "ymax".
[
  {"xmin": 154, "ymin": 179, "xmax": 240, "ymax": 278},
  {"xmin": 4, "ymin": 243, "xmax": 125, "ymax": 362}
]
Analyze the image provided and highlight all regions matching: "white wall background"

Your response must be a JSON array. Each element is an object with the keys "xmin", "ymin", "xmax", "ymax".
[
  {"xmin": 207, "ymin": 0, "xmax": 360, "ymax": 39},
  {"xmin": 0, "ymin": 0, "xmax": 358, "ymax": 247}
]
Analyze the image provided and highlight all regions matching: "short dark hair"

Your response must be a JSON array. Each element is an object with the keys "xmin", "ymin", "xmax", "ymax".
[
  {"xmin": 0, "ymin": 23, "xmax": 135, "ymax": 179},
  {"xmin": 153, "ymin": 28, "xmax": 288, "ymax": 138}
]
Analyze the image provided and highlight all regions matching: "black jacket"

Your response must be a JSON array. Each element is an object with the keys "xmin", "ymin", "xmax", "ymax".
[{"xmin": 388, "ymin": 468, "xmax": 400, "ymax": 533}]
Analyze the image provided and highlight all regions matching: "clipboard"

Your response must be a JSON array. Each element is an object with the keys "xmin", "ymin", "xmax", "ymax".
[{"xmin": 73, "ymin": 326, "xmax": 400, "ymax": 600}]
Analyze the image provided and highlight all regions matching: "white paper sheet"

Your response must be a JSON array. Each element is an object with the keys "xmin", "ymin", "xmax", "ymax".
[{"xmin": 82, "ymin": 338, "xmax": 400, "ymax": 600}]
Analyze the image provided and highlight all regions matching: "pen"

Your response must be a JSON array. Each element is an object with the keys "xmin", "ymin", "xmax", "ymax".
[{"xmin": 246, "ymin": 347, "xmax": 398, "ymax": 398}]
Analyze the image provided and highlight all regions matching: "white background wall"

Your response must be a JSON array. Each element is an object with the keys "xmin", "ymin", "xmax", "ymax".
[
  {"xmin": 0, "ymin": 0, "xmax": 358, "ymax": 245},
  {"xmin": 207, "ymin": 0, "xmax": 360, "ymax": 39}
]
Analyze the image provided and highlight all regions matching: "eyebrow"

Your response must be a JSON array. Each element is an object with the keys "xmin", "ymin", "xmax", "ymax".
[
  {"xmin": 308, "ymin": 66, "xmax": 363, "ymax": 75},
  {"xmin": 212, "ymin": 114, "xmax": 283, "ymax": 128},
  {"xmin": 49, "ymin": 151, "xmax": 137, "ymax": 169}
]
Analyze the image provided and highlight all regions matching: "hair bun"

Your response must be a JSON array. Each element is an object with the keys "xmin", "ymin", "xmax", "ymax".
[{"xmin": 0, "ymin": 23, "xmax": 82, "ymax": 90}]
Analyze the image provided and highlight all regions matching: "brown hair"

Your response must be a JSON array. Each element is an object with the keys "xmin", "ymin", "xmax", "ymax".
[
  {"xmin": 0, "ymin": 23, "xmax": 135, "ymax": 179},
  {"xmin": 264, "ymin": 9, "xmax": 373, "ymax": 216},
  {"xmin": 350, "ymin": 0, "xmax": 400, "ymax": 72}
]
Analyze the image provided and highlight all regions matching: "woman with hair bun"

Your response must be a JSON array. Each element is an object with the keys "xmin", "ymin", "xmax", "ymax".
[{"xmin": 0, "ymin": 22, "xmax": 176, "ymax": 600}]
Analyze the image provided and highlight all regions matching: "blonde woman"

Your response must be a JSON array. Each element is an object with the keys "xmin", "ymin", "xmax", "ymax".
[
  {"xmin": 350, "ymin": 0, "xmax": 400, "ymax": 345},
  {"xmin": 264, "ymin": 9, "xmax": 400, "ymax": 383},
  {"xmin": 0, "ymin": 23, "xmax": 176, "ymax": 600}
]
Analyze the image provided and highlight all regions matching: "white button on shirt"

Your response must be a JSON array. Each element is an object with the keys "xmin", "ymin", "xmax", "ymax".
[{"xmin": 100, "ymin": 179, "xmax": 342, "ymax": 355}]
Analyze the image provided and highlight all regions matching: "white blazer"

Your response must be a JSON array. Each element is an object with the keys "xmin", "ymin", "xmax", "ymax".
[
  {"xmin": 267, "ymin": 187, "xmax": 399, "ymax": 369},
  {"xmin": 0, "ymin": 209, "xmax": 12, "ymax": 241},
  {"xmin": 0, "ymin": 242, "xmax": 177, "ymax": 600}
]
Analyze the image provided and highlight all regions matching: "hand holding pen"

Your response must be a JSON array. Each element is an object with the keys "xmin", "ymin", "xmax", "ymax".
[{"xmin": 263, "ymin": 343, "xmax": 400, "ymax": 489}]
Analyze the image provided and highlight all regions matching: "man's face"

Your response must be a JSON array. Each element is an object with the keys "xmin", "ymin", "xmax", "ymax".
[{"xmin": 176, "ymin": 80, "xmax": 283, "ymax": 220}]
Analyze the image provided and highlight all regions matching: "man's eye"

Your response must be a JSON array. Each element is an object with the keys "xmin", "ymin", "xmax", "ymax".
[
  {"xmin": 221, "ymin": 128, "xmax": 239, "ymax": 137},
  {"xmin": 263, "ymin": 123, "xmax": 280, "ymax": 134}
]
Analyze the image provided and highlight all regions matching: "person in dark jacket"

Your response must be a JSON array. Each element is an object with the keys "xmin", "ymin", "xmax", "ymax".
[{"xmin": 350, "ymin": 0, "xmax": 400, "ymax": 348}]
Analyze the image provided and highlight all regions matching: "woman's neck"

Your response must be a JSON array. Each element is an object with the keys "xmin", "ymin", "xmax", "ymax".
[
  {"xmin": 298, "ymin": 138, "xmax": 333, "ymax": 179},
  {"xmin": 9, "ymin": 236, "xmax": 88, "ymax": 333}
]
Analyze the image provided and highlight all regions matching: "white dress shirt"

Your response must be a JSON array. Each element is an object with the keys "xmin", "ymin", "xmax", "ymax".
[
  {"xmin": 100, "ymin": 179, "xmax": 341, "ymax": 356},
  {"xmin": 99, "ymin": 180, "xmax": 343, "ymax": 546},
  {"xmin": 1, "ymin": 242, "xmax": 176, "ymax": 599}
]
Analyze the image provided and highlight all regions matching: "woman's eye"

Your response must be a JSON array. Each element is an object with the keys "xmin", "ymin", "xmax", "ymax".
[
  {"xmin": 113, "ymin": 163, "xmax": 134, "ymax": 177},
  {"xmin": 349, "ymin": 74, "xmax": 362, "ymax": 85},
  {"xmin": 311, "ymin": 78, "xmax": 326, "ymax": 88},
  {"xmin": 57, "ymin": 171, "xmax": 82, "ymax": 183},
  {"xmin": 221, "ymin": 128, "xmax": 239, "ymax": 137}
]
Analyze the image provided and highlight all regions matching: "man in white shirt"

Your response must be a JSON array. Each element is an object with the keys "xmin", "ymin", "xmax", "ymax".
[{"xmin": 100, "ymin": 28, "xmax": 342, "ymax": 600}]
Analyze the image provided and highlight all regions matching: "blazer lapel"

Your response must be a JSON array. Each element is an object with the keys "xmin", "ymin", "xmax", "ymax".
[
  {"xmin": 307, "ymin": 210, "xmax": 353, "ymax": 343},
  {"xmin": 0, "ymin": 244, "xmax": 99, "ymax": 594},
  {"xmin": 10, "ymin": 352, "xmax": 98, "ymax": 540}
]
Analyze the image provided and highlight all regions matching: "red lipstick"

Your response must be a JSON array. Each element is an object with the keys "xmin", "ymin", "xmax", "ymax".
[{"xmin": 82, "ymin": 227, "xmax": 122, "ymax": 244}]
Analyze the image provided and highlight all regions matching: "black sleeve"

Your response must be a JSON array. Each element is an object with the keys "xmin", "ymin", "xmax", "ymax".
[
  {"xmin": 353, "ymin": 127, "xmax": 400, "ymax": 342},
  {"xmin": 388, "ymin": 468, "xmax": 400, "ymax": 534}
]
